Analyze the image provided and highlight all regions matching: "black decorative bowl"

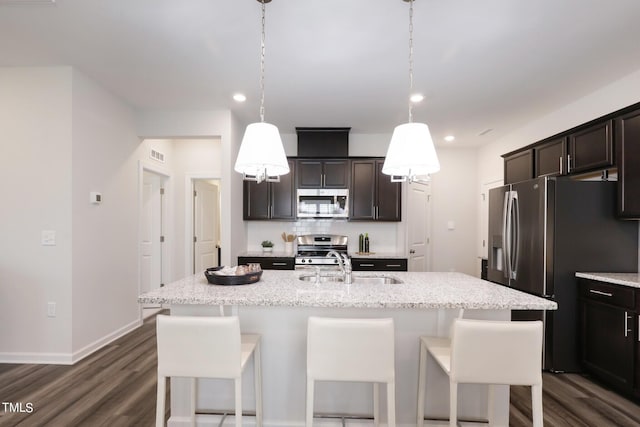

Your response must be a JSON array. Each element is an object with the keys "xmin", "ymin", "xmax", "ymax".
[{"xmin": 204, "ymin": 267, "xmax": 262, "ymax": 286}]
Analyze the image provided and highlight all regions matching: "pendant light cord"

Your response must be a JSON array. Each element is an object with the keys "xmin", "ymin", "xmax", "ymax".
[
  {"xmin": 259, "ymin": 0, "xmax": 266, "ymax": 123},
  {"xmin": 408, "ymin": 0, "xmax": 414, "ymax": 123}
]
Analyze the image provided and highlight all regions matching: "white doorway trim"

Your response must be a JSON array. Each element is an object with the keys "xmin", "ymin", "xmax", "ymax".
[
  {"xmin": 184, "ymin": 172, "xmax": 222, "ymax": 276},
  {"xmin": 137, "ymin": 160, "xmax": 172, "ymax": 316}
]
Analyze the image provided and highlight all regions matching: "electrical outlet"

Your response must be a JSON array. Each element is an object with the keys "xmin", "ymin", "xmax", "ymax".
[{"xmin": 47, "ymin": 302, "xmax": 56, "ymax": 317}]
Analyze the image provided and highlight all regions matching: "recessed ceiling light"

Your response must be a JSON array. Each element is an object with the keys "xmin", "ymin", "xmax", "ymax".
[
  {"xmin": 233, "ymin": 93, "xmax": 246, "ymax": 102},
  {"xmin": 409, "ymin": 93, "xmax": 424, "ymax": 103},
  {"xmin": 444, "ymin": 135, "xmax": 455, "ymax": 142}
]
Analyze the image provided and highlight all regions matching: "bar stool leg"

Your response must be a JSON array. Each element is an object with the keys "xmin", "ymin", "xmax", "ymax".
[
  {"xmin": 532, "ymin": 384, "xmax": 543, "ymax": 427},
  {"xmin": 254, "ymin": 342, "xmax": 263, "ymax": 427},
  {"xmin": 305, "ymin": 379, "xmax": 314, "ymax": 427},
  {"xmin": 373, "ymin": 382, "xmax": 380, "ymax": 427},
  {"xmin": 190, "ymin": 378, "xmax": 196, "ymax": 427},
  {"xmin": 449, "ymin": 380, "xmax": 458, "ymax": 427},
  {"xmin": 156, "ymin": 376, "xmax": 166, "ymax": 427},
  {"xmin": 487, "ymin": 384, "xmax": 496, "ymax": 425},
  {"xmin": 234, "ymin": 378, "xmax": 242, "ymax": 427},
  {"xmin": 417, "ymin": 340, "xmax": 427, "ymax": 427},
  {"xmin": 387, "ymin": 380, "xmax": 396, "ymax": 427}
]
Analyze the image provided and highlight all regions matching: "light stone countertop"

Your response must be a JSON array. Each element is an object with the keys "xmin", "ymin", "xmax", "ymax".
[
  {"xmin": 139, "ymin": 270, "xmax": 557, "ymax": 310},
  {"xmin": 237, "ymin": 251, "xmax": 294, "ymax": 258},
  {"xmin": 349, "ymin": 252, "xmax": 407, "ymax": 259},
  {"xmin": 575, "ymin": 272, "xmax": 640, "ymax": 289}
]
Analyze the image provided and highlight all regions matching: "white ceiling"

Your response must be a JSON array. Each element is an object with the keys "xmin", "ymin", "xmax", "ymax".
[{"xmin": 2, "ymin": 0, "xmax": 640, "ymax": 146}]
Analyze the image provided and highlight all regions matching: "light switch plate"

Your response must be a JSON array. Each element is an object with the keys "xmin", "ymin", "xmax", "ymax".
[{"xmin": 41, "ymin": 230, "xmax": 56, "ymax": 246}]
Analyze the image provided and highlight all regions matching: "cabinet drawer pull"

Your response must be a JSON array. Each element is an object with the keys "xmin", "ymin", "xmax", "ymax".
[
  {"xmin": 589, "ymin": 289, "xmax": 613, "ymax": 297},
  {"xmin": 360, "ymin": 263, "xmax": 375, "ymax": 267},
  {"xmin": 272, "ymin": 262, "xmax": 287, "ymax": 266},
  {"xmin": 386, "ymin": 264, "xmax": 402, "ymax": 267},
  {"xmin": 625, "ymin": 312, "xmax": 632, "ymax": 337}
]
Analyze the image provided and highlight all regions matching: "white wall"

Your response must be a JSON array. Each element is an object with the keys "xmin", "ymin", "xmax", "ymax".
[
  {"xmin": 70, "ymin": 69, "xmax": 143, "ymax": 358},
  {"xmin": 430, "ymin": 148, "xmax": 479, "ymax": 275},
  {"xmin": 0, "ymin": 67, "xmax": 73, "ymax": 361}
]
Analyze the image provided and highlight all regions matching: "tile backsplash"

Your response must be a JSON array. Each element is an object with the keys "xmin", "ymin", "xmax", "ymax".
[{"xmin": 246, "ymin": 220, "xmax": 405, "ymax": 255}]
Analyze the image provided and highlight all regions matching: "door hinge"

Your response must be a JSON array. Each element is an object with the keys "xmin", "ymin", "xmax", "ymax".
[
  {"xmin": 194, "ymin": 190, "xmax": 197, "ymax": 197},
  {"xmin": 194, "ymin": 236, "xmax": 197, "ymax": 243},
  {"xmin": 160, "ymin": 236, "xmax": 165, "ymax": 243}
]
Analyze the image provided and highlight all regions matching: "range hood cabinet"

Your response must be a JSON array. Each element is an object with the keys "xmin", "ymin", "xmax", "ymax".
[{"xmin": 296, "ymin": 127, "xmax": 350, "ymax": 158}]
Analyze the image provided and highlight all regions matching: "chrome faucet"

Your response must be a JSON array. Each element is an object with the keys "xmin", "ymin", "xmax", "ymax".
[
  {"xmin": 342, "ymin": 253, "xmax": 352, "ymax": 284},
  {"xmin": 326, "ymin": 251, "xmax": 352, "ymax": 284}
]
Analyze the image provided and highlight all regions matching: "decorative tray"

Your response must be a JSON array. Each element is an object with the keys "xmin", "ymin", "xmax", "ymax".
[{"xmin": 204, "ymin": 267, "xmax": 262, "ymax": 286}]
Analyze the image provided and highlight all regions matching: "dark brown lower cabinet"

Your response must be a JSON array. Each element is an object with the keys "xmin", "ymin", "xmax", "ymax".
[
  {"xmin": 579, "ymin": 279, "xmax": 636, "ymax": 396},
  {"xmin": 351, "ymin": 258, "xmax": 407, "ymax": 271},
  {"xmin": 237, "ymin": 256, "xmax": 294, "ymax": 270}
]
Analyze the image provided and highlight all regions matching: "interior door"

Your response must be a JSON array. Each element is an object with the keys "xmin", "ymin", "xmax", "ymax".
[
  {"xmin": 193, "ymin": 180, "xmax": 219, "ymax": 272},
  {"xmin": 140, "ymin": 170, "xmax": 163, "ymax": 293},
  {"xmin": 407, "ymin": 180, "xmax": 431, "ymax": 271}
]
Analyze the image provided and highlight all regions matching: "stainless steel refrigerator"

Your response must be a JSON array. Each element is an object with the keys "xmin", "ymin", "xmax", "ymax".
[{"xmin": 488, "ymin": 176, "xmax": 638, "ymax": 372}]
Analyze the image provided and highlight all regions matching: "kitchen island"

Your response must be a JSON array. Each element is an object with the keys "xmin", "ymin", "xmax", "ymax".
[{"xmin": 139, "ymin": 270, "xmax": 556, "ymax": 427}]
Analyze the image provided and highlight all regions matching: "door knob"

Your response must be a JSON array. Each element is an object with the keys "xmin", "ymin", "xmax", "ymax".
[{"xmin": 410, "ymin": 249, "xmax": 416, "ymax": 254}]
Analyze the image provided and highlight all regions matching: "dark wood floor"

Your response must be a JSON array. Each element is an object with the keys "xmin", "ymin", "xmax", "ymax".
[{"xmin": 1, "ymin": 312, "xmax": 639, "ymax": 426}]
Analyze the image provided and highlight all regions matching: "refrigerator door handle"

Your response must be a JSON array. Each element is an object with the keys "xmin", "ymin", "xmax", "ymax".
[
  {"xmin": 511, "ymin": 192, "xmax": 520, "ymax": 280},
  {"xmin": 502, "ymin": 191, "xmax": 510, "ymax": 279}
]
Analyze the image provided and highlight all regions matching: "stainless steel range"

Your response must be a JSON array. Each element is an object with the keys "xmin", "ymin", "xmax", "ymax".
[{"xmin": 295, "ymin": 234, "xmax": 348, "ymax": 268}]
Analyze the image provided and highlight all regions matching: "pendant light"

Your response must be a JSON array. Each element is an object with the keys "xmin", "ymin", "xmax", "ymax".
[
  {"xmin": 234, "ymin": 0, "xmax": 289, "ymax": 183},
  {"xmin": 382, "ymin": 0, "xmax": 440, "ymax": 183}
]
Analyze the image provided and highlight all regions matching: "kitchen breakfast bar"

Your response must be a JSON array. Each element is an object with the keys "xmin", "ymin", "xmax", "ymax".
[{"xmin": 138, "ymin": 270, "xmax": 556, "ymax": 427}]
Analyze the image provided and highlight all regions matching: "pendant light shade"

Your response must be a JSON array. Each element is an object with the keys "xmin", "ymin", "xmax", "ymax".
[
  {"xmin": 382, "ymin": 0, "xmax": 440, "ymax": 183},
  {"xmin": 234, "ymin": 0, "xmax": 289, "ymax": 184},
  {"xmin": 235, "ymin": 122, "xmax": 289, "ymax": 180},
  {"xmin": 382, "ymin": 122, "xmax": 440, "ymax": 178}
]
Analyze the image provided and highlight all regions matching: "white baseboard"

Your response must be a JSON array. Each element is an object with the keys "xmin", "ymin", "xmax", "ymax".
[
  {"xmin": 0, "ymin": 318, "xmax": 142, "ymax": 365},
  {"xmin": 0, "ymin": 351, "xmax": 75, "ymax": 365}
]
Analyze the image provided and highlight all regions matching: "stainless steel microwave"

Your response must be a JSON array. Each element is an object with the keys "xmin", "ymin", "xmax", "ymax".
[{"xmin": 297, "ymin": 189, "xmax": 349, "ymax": 218}]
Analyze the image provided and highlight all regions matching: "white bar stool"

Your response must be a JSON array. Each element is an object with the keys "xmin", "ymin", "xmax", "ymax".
[
  {"xmin": 155, "ymin": 315, "xmax": 262, "ymax": 427},
  {"xmin": 306, "ymin": 316, "xmax": 396, "ymax": 427},
  {"xmin": 417, "ymin": 318, "xmax": 544, "ymax": 427}
]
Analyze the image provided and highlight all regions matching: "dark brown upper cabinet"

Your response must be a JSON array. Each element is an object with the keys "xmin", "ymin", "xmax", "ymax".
[
  {"xmin": 616, "ymin": 108, "xmax": 640, "ymax": 218},
  {"xmin": 296, "ymin": 159, "xmax": 350, "ymax": 189},
  {"xmin": 503, "ymin": 149, "xmax": 533, "ymax": 184},
  {"xmin": 244, "ymin": 160, "xmax": 296, "ymax": 220},
  {"xmin": 350, "ymin": 159, "xmax": 401, "ymax": 221},
  {"xmin": 567, "ymin": 119, "xmax": 614, "ymax": 174},
  {"xmin": 534, "ymin": 137, "xmax": 567, "ymax": 177}
]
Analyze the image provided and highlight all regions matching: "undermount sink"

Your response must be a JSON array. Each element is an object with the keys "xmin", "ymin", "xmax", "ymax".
[{"xmin": 298, "ymin": 275, "xmax": 403, "ymax": 285}]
